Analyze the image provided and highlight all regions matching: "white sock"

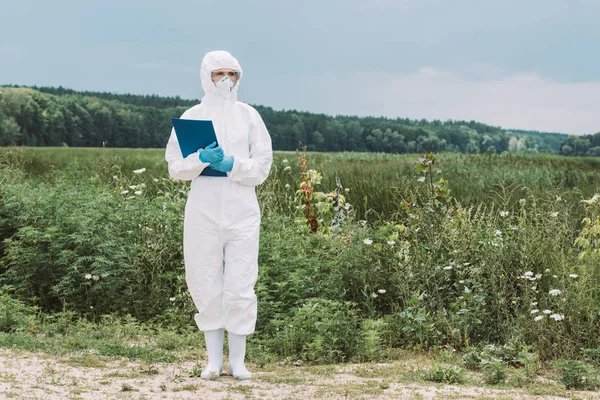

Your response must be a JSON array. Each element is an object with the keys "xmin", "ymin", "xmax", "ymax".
[
  {"xmin": 201, "ymin": 328, "xmax": 224, "ymax": 380},
  {"xmin": 228, "ymin": 332, "xmax": 252, "ymax": 380}
]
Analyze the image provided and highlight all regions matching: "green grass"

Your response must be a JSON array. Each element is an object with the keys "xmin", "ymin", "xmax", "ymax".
[{"xmin": 5, "ymin": 146, "xmax": 600, "ymax": 221}]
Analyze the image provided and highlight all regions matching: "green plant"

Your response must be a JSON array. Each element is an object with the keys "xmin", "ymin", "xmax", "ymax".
[
  {"xmin": 582, "ymin": 348, "xmax": 600, "ymax": 368},
  {"xmin": 481, "ymin": 359, "xmax": 507, "ymax": 385},
  {"xmin": 462, "ymin": 348, "xmax": 482, "ymax": 370},
  {"xmin": 270, "ymin": 298, "xmax": 359, "ymax": 363},
  {"xmin": 0, "ymin": 285, "xmax": 37, "ymax": 332},
  {"xmin": 558, "ymin": 360, "xmax": 600, "ymax": 390},
  {"xmin": 423, "ymin": 364, "xmax": 465, "ymax": 384},
  {"xmin": 358, "ymin": 319, "xmax": 387, "ymax": 361}
]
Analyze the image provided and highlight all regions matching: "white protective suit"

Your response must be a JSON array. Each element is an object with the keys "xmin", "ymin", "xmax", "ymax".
[{"xmin": 165, "ymin": 51, "xmax": 272, "ymax": 336}]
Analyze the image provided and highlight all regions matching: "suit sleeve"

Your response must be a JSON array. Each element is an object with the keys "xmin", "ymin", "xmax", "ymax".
[{"xmin": 228, "ymin": 108, "xmax": 273, "ymax": 187}]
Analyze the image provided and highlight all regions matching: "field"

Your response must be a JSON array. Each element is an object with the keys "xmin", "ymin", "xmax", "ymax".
[{"xmin": 1, "ymin": 147, "xmax": 600, "ymax": 398}]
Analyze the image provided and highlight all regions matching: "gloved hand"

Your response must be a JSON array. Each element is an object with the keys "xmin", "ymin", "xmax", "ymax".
[
  {"xmin": 211, "ymin": 155, "xmax": 234, "ymax": 173},
  {"xmin": 199, "ymin": 142, "xmax": 224, "ymax": 163}
]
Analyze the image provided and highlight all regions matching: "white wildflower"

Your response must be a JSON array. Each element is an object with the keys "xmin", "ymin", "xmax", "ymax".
[
  {"xmin": 85, "ymin": 274, "xmax": 92, "ymax": 280},
  {"xmin": 549, "ymin": 212, "xmax": 559, "ymax": 217},
  {"xmin": 531, "ymin": 286, "xmax": 537, "ymax": 290},
  {"xmin": 134, "ymin": 191, "xmax": 142, "ymax": 195},
  {"xmin": 417, "ymin": 176, "xmax": 426, "ymax": 182},
  {"xmin": 545, "ymin": 269, "xmax": 551, "ymax": 273},
  {"xmin": 524, "ymin": 271, "xmax": 534, "ymax": 277},
  {"xmin": 495, "ymin": 230, "xmax": 502, "ymax": 236},
  {"xmin": 553, "ymin": 275, "xmax": 558, "ymax": 278},
  {"xmin": 169, "ymin": 297, "xmax": 176, "ymax": 302},
  {"xmin": 569, "ymin": 274, "xmax": 578, "ymax": 279},
  {"xmin": 550, "ymin": 313, "xmax": 564, "ymax": 321},
  {"xmin": 92, "ymin": 275, "xmax": 99, "ymax": 281},
  {"xmin": 153, "ymin": 178, "xmax": 159, "ymax": 182},
  {"xmin": 543, "ymin": 309, "xmax": 552, "ymax": 314},
  {"xmin": 363, "ymin": 238, "xmax": 373, "ymax": 245},
  {"xmin": 535, "ymin": 274, "xmax": 542, "ymax": 280},
  {"xmin": 285, "ymin": 184, "xmax": 291, "ymax": 189},
  {"xmin": 121, "ymin": 190, "xmax": 129, "ymax": 194},
  {"xmin": 377, "ymin": 289, "xmax": 386, "ymax": 294},
  {"xmin": 531, "ymin": 302, "xmax": 538, "ymax": 306},
  {"xmin": 549, "ymin": 289, "xmax": 562, "ymax": 296},
  {"xmin": 499, "ymin": 211, "xmax": 509, "ymax": 217},
  {"xmin": 582, "ymin": 194, "xmax": 600, "ymax": 205},
  {"xmin": 284, "ymin": 166, "xmax": 291, "ymax": 172},
  {"xmin": 443, "ymin": 266, "xmax": 453, "ymax": 270},
  {"xmin": 387, "ymin": 240, "xmax": 395, "ymax": 245},
  {"xmin": 530, "ymin": 309, "xmax": 539, "ymax": 314},
  {"xmin": 129, "ymin": 185, "xmax": 137, "ymax": 189},
  {"xmin": 534, "ymin": 315, "xmax": 544, "ymax": 322},
  {"xmin": 344, "ymin": 188, "xmax": 350, "ymax": 193},
  {"xmin": 282, "ymin": 159, "xmax": 288, "ymax": 164},
  {"xmin": 133, "ymin": 168, "xmax": 146, "ymax": 174},
  {"xmin": 371, "ymin": 293, "xmax": 378, "ymax": 298}
]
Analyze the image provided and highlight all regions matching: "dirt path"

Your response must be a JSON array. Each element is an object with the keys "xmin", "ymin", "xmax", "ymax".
[{"xmin": 0, "ymin": 348, "xmax": 598, "ymax": 399}]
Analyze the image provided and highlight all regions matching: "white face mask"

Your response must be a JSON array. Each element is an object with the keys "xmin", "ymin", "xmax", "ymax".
[{"xmin": 215, "ymin": 76, "xmax": 235, "ymax": 96}]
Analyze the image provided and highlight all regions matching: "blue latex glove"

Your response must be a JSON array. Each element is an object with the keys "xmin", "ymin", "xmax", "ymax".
[
  {"xmin": 199, "ymin": 142, "xmax": 224, "ymax": 163},
  {"xmin": 211, "ymin": 155, "xmax": 234, "ymax": 173}
]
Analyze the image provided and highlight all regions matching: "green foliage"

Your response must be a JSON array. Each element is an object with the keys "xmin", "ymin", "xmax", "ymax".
[
  {"xmin": 2, "ymin": 147, "xmax": 600, "ymax": 365},
  {"xmin": 423, "ymin": 364, "xmax": 465, "ymax": 384},
  {"xmin": 269, "ymin": 299, "xmax": 360, "ymax": 363},
  {"xmin": 581, "ymin": 348, "xmax": 600, "ymax": 368},
  {"xmin": 480, "ymin": 344, "xmax": 537, "ymax": 369},
  {"xmin": 0, "ymin": 85, "xmax": 565, "ymax": 153},
  {"xmin": 462, "ymin": 349, "xmax": 482, "ymax": 370},
  {"xmin": 481, "ymin": 359, "xmax": 507, "ymax": 385},
  {"xmin": 358, "ymin": 319, "xmax": 387, "ymax": 361},
  {"xmin": 557, "ymin": 360, "xmax": 600, "ymax": 391},
  {"xmin": 0, "ymin": 285, "xmax": 37, "ymax": 332}
]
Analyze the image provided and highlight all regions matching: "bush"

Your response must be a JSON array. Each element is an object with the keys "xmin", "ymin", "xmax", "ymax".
[
  {"xmin": 462, "ymin": 348, "xmax": 482, "ymax": 370},
  {"xmin": 558, "ymin": 360, "xmax": 600, "ymax": 391},
  {"xmin": 481, "ymin": 359, "xmax": 507, "ymax": 385},
  {"xmin": 0, "ymin": 285, "xmax": 37, "ymax": 332},
  {"xmin": 358, "ymin": 318, "xmax": 387, "ymax": 361},
  {"xmin": 268, "ymin": 298, "xmax": 359, "ymax": 363},
  {"xmin": 423, "ymin": 364, "xmax": 465, "ymax": 384}
]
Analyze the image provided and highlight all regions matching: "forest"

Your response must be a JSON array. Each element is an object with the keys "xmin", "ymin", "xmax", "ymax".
[{"xmin": 0, "ymin": 85, "xmax": 580, "ymax": 154}]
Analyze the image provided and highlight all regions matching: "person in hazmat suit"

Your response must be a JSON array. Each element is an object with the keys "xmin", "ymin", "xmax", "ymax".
[{"xmin": 165, "ymin": 50, "xmax": 272, "ymax": 380}]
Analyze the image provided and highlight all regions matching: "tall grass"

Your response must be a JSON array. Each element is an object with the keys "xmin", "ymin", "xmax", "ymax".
[{"xmin": 9, "ymin": 147, "xmax": 600, "ymax": 221}]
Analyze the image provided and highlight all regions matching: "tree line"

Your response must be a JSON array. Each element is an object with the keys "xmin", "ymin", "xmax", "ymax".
[
  {"xmin": 559, "ymin": 133, "xmax": 600, "ymax": 157},
  {"xmin": 0, "ymin": 85, "xmax": 570, "ymax": 154}
]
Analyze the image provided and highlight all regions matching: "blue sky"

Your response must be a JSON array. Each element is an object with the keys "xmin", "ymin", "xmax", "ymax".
[{"xmin": 1, "ymin": 0, "xmax": 599, "ymax": 134}]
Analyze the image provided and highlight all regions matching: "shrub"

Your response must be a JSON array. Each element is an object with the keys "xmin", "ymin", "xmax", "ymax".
[
  {"xmin": 0, "ymin": 285, "xmax": 37, "ymax": 332},
  {"xmin": 423, "ymin": 364, "xmax": 465, "ymax": 384},
  {"xmin": 558, "ymin": 360, "xmax": 600, "ymax": 391},
  {"xmin": 481, "ymin": 359, "xmax": 507, "ymax": 385},
  {"xmin": 269, "ymin": 298, "xmax": 359, "ymax": 363}
]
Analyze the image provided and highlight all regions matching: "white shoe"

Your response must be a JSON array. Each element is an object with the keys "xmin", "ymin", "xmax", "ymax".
[
  {"xmin": 228, "ymin": 332, "xmax": 252, "ymax": 380},
  {"xmin": 201, "ymin": 329, "xmax": 224, "ymax": 380}
]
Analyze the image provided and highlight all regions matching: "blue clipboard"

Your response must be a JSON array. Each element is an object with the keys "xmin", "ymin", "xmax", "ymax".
[{"xmin": 171, "ymin": 118, "xmax": 227, "ymax": 177}]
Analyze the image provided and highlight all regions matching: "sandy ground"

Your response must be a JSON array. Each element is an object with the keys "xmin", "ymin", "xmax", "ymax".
[{"xmin": 1, "ymin": 348, "xmax": 599, "ymax": 400}]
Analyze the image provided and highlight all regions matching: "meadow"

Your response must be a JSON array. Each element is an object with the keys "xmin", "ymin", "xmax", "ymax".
[{"xmin": 1, "ymin": 146, "xmax": 600, "ymax": 393}]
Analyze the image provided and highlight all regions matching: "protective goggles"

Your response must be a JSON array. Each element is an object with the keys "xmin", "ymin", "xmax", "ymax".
[{"xmin": 211, "ymin": 69, "xmax": 240, "ymax": 80}]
